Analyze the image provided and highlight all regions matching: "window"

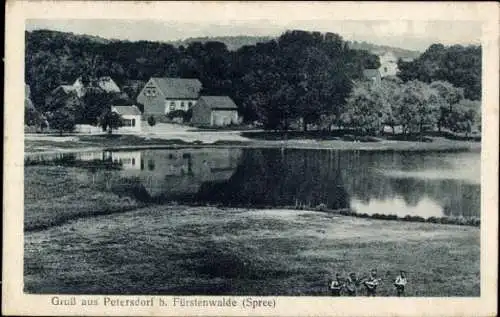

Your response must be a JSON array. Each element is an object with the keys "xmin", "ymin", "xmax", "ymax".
[
  {"xmin": 384, "ymin": 67, "xmax": 388, "ymax": 73},
  {"xmin": 148, "ymin": 160, "xmax": 155, "ymax": 171},
  {"xmin": 132, "ymin": 158, "xmax": 135, "ymax": 165},
  {"xmin": 144, "ymin": 86, "xmax": 157, "ymax": 97},
  {"xmin": 132, "ymin": 119, "xmax": 136, "ymax": 127},
  {"xmin": 188, "ymin": 102, "xmax": 193, "ymax": 108},
  {"xmin": 170, "ymin": 101, "xmax": 175, "ymax": 110},
  {"xmin": 181, "ymin": 102, "xmax": 185, "ymax": 109}
]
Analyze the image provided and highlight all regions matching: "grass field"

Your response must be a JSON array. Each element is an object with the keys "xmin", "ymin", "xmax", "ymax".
[{"xmin": 24, "ymin": 166, "xmax": 480, "ymax": 296}]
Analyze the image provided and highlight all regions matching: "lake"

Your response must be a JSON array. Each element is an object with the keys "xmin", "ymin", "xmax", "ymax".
[{"xmin": 25, "ymin": 147, "xmax": 481, "ymax": 219}]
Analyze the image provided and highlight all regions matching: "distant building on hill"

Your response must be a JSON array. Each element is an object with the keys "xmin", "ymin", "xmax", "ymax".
[
  {"xmin": 137, "ymin": 77, "xmax": 202, "ymax": 119},
  {"xmin": 378, "ymin": 51, "xmax": 399, "ymax": 77},
  {"xmin": 191, "ymin": 96, "xmax": 239, "ymax": 127}
]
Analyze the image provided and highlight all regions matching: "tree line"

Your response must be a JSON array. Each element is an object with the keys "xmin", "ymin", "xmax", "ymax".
[
  {"xmin": 25, "ymin": 29, "xmax": 481, "ymax": 135},
  {"xmin": 342, "ymin": 78, "xmax": 480, "ymax": 136}
]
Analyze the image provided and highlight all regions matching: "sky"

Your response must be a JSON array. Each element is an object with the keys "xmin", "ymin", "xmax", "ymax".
[{"xmin": 26, "ymin": 19, "xmax": 482, "ymax": 52}]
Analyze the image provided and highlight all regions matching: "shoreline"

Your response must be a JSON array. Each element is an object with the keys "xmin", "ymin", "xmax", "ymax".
[{"xmin": 24, "ymin": 135, "xmax": 481, "ymax": 156}]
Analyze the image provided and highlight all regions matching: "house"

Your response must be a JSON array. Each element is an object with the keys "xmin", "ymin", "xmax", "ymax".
[
  {"xmin": 49, "ymin": 85, "xmax": 79, "ymax": 100},
  {"xmin": 378, "ymin": 51, "xmax": 399, "ymax": 77},
  {"xmin": 50, "ymin": 76, "xmax": 121, "ymax": 99},
  {"xmin": 72, "ymin": 76, "xmax": 121, "ymax": 97},
  {"xmin": 191, "ymin": 96, "xmax": 239, "ymax": 127},
  {"xmin": 362, "ymin": 69, "xmax": 382, "ymax": 85},
  {"xmin": 111, "ymin": 105, "xmax": 142, "ymax": 133},
  {"xmin": 137, "ymin": 77, "xmax": 202, "ymax": 119}
]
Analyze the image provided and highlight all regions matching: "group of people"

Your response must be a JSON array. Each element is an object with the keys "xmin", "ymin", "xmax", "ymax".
[{"xmin": 328, "ymin": 269, "xmax": 407, "ymax": 297}]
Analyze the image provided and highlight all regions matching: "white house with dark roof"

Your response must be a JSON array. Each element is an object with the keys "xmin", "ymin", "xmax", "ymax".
[
  {"xmin": 112, "ymin": 105, "xmax": 142, "ymax": 133},
  {"xmin": 191, "ymin": 96, "xmax": 239, "ymax": 127},
  {"xmin": 137, "ymin": 77, "xmax": 203, "ymax": 118},
  {"xmin": 378, "ymin": 51, "xmax": 399, "ymax": 78}
]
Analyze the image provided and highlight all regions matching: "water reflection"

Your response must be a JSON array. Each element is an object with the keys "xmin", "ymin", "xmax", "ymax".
[{"xmin": 25, "ymin": 148, "xmax": 480, "ymax": 219}]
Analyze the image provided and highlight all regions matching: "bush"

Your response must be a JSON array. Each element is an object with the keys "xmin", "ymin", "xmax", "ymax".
[
  {"xmin": 147, "ymin": 116, "xmax": 156, "ymax": 127},
  {"xmin": 167, "ymin": 109, "xmax": 193, "ymax": 122}
]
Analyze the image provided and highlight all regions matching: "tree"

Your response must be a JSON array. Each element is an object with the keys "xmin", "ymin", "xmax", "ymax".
[
  {"xmin": 147, "ymin": 116, "xmax": 156, "ymax": 127},
  {"xmin": 48, "ymin": 108, "xmax": 76, "ymax": 135},
  {"xmin": 99, "ymin": 110, "xmax": 123, "ymax": 134},
  {"xmin": 341, "ymin": 83, "xmax": 387, "ymax": 135},
  {"xmin": 25, "ymin": 107, "xmax": 42, "ymax": 127},
  {"xmin": 447, "ymin": 99, "xmax": 480, "ymax": 136},
  {"xmin": 81, "ymin": 90, "xmax": 119, "ymax": 125},
  {"xmin": 398, "ymin": 44, "xmax": 481, "ymax": 100},
  {"xmin": 397, "ymin": 80, "xmax": 440, "ymax": 136},
  {"xmin": 378, "ymin": 78, "xmax": 403, "ymax": 135},
  {"xmin": 429, "ymin": 81, "xmax": 464, "ymax": 132}
]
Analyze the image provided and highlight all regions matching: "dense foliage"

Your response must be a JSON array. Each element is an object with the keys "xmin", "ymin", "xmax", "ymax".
[
  {"xmin": 26, "ymin": 29, "xmax": 378, "ymax": 127},
  {"xmin": 397, "ymin": 44, "xmax": 481, "ymax": 100},
  {"xmin": 25, "ymin": 29, "xmax": 481, "ymax": 135},
  {"xmin": 343, "ymin": 78, "xmax": 480, "ymax": 136}
]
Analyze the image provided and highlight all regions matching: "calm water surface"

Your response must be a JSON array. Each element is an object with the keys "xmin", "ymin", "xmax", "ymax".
[{"xmin": 26, "ymin": 148, "xmax": 480, "ymax": 219}]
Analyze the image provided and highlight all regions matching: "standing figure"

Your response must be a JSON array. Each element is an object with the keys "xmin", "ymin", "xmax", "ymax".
[
  {"xmin": 344, "ymin": 272, "xmax": 360, "ymax": 296},
  {"xmin": 363, "ymin": 269, "xmax": 380, "ymax": 297},
  {"xmin": 394, "ymin": 270, "xmax": 407, "ymax": 297},
  {"xmin": 329, "ymin": 273, "xmax": 343, "ymax": 296}
]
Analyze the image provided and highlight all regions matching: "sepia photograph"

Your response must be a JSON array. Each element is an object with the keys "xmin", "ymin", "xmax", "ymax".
[{"xmin": 3, "ymin": 1, "xmax": 498, "ymax": 316}]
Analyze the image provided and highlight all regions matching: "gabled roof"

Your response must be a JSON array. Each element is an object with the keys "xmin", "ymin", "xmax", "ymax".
[
  {"xmin": 198, "ymin": 96, "xmax": 238, "ymax": 110},
  {"xmin": 151, "ymin": 77, "xmax": 202, "ymax": 99},
  {"xmin": 51, "ymin": 85, "xmax": 77, "ymax": 95},
  {"xmin": 112, "ymin": 105, "xmax": 142, "ymax": 116},
  {"xmin": 74, "ymin": 76, "xmax": 121, "ymax": 93},
  {"xmin": 363, "ymin": 69, "xmax": 380, "ymax": 79}
]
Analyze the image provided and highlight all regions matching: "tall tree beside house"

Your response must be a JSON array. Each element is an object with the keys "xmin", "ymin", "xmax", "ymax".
[
  {"xmin": 99, "ymin": 110, "xmax": 123, "ymax": 134},
  {"xmin": 81, "ymin": 90, "xmax": 127, "ymax": 125},
  {"xmin": 46, "ymin": 91, "xmax": 85, "ymax": 123}
]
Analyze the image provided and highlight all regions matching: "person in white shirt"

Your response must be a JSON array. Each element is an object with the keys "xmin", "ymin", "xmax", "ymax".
[
  {"xmin": 394, "ymin": 270, "xmax": 408, "ymax": 296},
  {"xmin": 329, "ymin": 273, "xmax": 343, "ymax": 296}
]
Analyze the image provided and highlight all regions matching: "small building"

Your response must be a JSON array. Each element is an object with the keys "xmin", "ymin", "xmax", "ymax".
[
  {"xmin": 378, "ymin": 51, "xmax": 399, "ymax": 78},
  {"xmin": 137, "ymin": 77, "xmax": 202, "ymax": 119},
  {"xmin": 111, "ymin": 105, "xmax": 142, "ymax": 133},
  {"xmin": 191, "ymin": 96, "xmax": 239, "ymax": 127},
  {"xmin": 50, "ymin": 76, "xmax": 121, "ymax": 99},
  {"xmin": 363, "ymin": 69, "xmax": 382, "ymax": 86}
]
